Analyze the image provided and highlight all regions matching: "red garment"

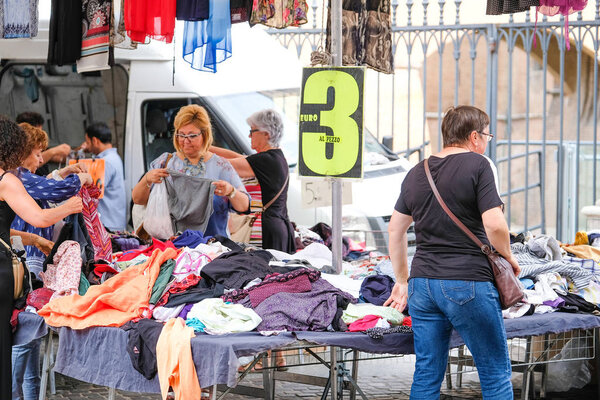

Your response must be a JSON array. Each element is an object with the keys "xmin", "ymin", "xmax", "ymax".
[
  {"xmin": 347, "ymin": 315, "xmax": 382, "ymax": 332},
  {"xmin": 117, "ymin": 239, "xmax": 176, "ymax": 262},
  {"xmin": 27, "ymin": 288, "xmax": 55, "ymax": 311},
  {"xmin": 79, "ymin": 186, "xmax": 112, "ymax": 262},
  {"xmin": 402, "ymin": 316, "xmax": 412, "ymax": 327},
  {"xmin": 11, "ymin": 309, "xmax": 23, "ymax": 332},
  {"xmin": 124, "ymin": 0, "xmax": 176, "ymax": 43},
  {"xmin": 155, "ymin": 274, "xmax": 202, "ymax": 308}
]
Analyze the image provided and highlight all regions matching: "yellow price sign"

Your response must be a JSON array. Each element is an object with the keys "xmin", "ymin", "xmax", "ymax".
[{"xmin": 298, "ymin": 67, "xmax": 364, "ymax": 178}]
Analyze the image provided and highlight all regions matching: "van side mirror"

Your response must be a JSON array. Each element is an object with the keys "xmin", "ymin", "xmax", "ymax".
[{"xmin": 382, "ymin": 136, "xmax": 393, "ymax": 151}]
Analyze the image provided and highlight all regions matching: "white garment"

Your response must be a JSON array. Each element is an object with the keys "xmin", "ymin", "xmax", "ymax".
[
  {"xmin": 321, "ymin": 273, "xmax": 362, "ymax": 299},
  {"xmin": 152, "ymin": 304, "xmax": 185, "ymax": 322},
  {"xmin": 173, "ymin": 248, "xmax": 211, "ymax": 281},
  {"xmin": 342, "ymin": 303, "xmax": 404, "ymax": 325},
  {"xmin": 502, "ymin": 303, "xmax": 533, "ymax": 319},
  {"xmin": 187, "ymin": 298, "xmax": 262, "ymax": 335},
  {"xmin": 290, "ymin": 243, "xmax": 333, "ymax": 270},
  {"xmin": 193, "ymin": 242, "xmax": 230, "ymax": 259},
  {"xmin": 268, "ymin": 243, "xmax": 334, "ymax": 270}
]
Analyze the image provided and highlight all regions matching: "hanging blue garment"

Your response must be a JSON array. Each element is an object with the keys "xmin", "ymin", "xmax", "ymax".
[{"xmin": 182, "ymin": 0, "xmax": 232, "ymax": 73}]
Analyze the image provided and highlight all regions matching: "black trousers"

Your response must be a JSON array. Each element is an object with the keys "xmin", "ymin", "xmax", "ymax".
[{"xmin": 0, "ymin": 253, "xmax": 14, "ymax": 399}]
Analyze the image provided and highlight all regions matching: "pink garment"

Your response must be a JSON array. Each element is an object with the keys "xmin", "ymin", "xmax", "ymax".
[
  {"xmin": 536, "ymin": 0, "xmax": 588, "ymax": 50},
  {"xmin": 79, "ymin": 186, "xmax": 112, "ymax": 262},
  {"xmin": 248, "ymin": 274, "xmax": 312, "ymax": 308},
  {"xmin": 40, "ymin": 240, "xmax": 82, "ymax": 301},
  {"xmin": 348, "ymin": 315, "xmax": 383, "ymax": 332}
]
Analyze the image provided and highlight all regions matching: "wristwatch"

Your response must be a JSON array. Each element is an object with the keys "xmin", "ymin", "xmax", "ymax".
[{"xmin": 227, "ymin": 187, "xmax": 236, "ymax": 199}]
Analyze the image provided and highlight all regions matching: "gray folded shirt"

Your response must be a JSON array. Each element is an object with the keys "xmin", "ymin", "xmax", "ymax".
[{"xmin": 164, "ymin": 170, "xmax": 215, "ymax": 234}]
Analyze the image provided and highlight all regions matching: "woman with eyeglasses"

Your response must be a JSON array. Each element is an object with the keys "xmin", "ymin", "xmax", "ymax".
[
  {"xmin": 132, "ymin": 104, "xmax": 249, "ymax": 237},
  {"xmin": 384, "ymin": 105, "xmax": 519, "ymax": 399},
  {"xmin": 210, "ymin": 109, "xmax": 296, "ymax": 254}
]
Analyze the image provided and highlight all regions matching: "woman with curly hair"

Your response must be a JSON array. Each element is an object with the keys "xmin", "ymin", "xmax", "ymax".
[
  {"xmin": 0, "ymin": 119, "xmax": 83, "ymax": 399},
  {"xmin": 11, "ymin": 123, "xmax": 92, "ymax": 400}
]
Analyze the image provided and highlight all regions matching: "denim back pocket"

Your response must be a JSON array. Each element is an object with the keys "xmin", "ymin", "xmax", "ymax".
[{"xmin": 440, "ymin": 280, "xmax": 475, "ymax": 305}]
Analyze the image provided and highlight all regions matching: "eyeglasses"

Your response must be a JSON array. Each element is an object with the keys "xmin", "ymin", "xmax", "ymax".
[
  {"xmin": 478, "ymin": 131, "xmax": 494, "ymax": 142},
  {"xmin": 249, "ymin": 129, "xmax": 261, "ymax": 135},
  {"xmin": 175, "ymin": 132, "xmax": 202, "ymax": 141}
]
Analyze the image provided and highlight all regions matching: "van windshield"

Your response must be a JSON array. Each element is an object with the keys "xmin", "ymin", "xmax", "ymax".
[{"xmin": 208, "ymin": 90, "xmax": 398, "ymax": 168}]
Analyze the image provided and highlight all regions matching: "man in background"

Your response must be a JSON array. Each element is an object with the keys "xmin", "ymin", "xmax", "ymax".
[{"xmin": 83, "ymin": 122, "xmax": 127, "ymax": 231}]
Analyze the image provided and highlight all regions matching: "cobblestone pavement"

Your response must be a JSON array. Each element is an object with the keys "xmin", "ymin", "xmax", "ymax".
[{"xmin": 42, "ymin": 354, "xmax": 595, "ymax": 400}]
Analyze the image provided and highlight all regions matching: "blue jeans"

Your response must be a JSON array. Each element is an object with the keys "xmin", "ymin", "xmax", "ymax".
[
  {"xmin": 407, "ymin": 278, "xmax": 513, "ymax": 400},
  {"xmin": 12, "ymin": 338, "xmax": 41, "ymax": 400}
]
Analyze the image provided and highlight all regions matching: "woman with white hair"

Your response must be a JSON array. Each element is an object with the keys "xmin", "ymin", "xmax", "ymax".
[{"xmin": 211, "ymin": 109, "xmax": 296, "ymax": 253}]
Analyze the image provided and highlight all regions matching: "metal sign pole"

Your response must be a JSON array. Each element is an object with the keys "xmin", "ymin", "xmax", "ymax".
[{"xmin": 330, "ymin": 0, "xmax": 343, "ymax": 275}]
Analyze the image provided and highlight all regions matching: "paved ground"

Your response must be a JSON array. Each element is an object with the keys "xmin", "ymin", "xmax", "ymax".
[{"xmin": 43, "ymin": 353, "xmax": 597, "ymax": 399}]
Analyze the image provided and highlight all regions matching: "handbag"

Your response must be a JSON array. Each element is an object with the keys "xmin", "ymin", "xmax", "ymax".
[
  {"xmin": 137, "ymin": 153, "xmax": 174, "ymax": 241},
  {"xmin": 0, "ymin": 237, "xmax": 29, "ymax": 300},
  {"xmin": 424, "ymin": 158, "xmax": 524, "ymax": 309},
  {"xmin": 230, "ymin": 174, "xmax": 289, "ymax": 244}
]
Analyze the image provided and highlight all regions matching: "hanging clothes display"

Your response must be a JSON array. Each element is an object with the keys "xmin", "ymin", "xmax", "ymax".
[
  {"xmin": 112, "ymin": 0, "xmax": 137, "ymax": 49},
  {"xmin": 79, "ymin": 186, "xmax": 113, "ymax": 263},
  {"xmin": 1, "ymin": 0, "xmax": 39, "ymax": 38},
  {"xmin": 47, "ymin": 0, "xmax": 82, "ymax": 65},
  {"xmin": 182, "ymin": 0, "xmax": 232, "ymax": 73},
  {"xmin": 176, "ymin": 0, "xmax": 209, "ymax": 21},
  {"xmin": 536, "ymin": 0, "xmax": 588, "ymax": 50},
  {"xmin": 326, "ymin": 0, "xmax": 394, "ymax": 74},
  {"xmin": 124, "ymin": 0, "xmax": 176, "ymax": 43},
  {"xmin": 250, "ymin": 0, "xmax": 308, "ymax": 28},
  {"xmin": 230, "ymin": 0, "xmax": 252, "ymax": 24},
  {"xmin": 486, "ymin": 0, "xmax": 540, "ymax": 15},
  {"xmin": 77, "ymin": 0, "xmax": 113, "ymax": 72}
]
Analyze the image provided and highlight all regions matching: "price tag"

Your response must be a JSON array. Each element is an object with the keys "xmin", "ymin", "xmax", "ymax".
[
  {"xmin": 300, "ymin": 178, "xmax": 353, "ymax": 208},
  {"xmin": 298, "ymin": 67, "xmax": 364, "ymax": 178}
]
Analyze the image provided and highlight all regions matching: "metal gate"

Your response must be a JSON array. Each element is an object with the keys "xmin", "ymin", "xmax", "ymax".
[{"xmin": 270, "ymin": 0, "xmax": 600, "ymax": 242}]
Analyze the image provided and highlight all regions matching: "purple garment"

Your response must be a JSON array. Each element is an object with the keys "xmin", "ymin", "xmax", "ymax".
[
  {"xmin": 241, "ymin": 278, "xmax": 356, "ymax": 332},
  {"xmin": 249, "ymin": 274, "xmax": 312, "ymax": 308},
  {"xmin": 543, "ymin": 297, "xmax": 566, "ymax": 308},
  {"xmin": 178, "ymin": 303, "xmax": 194, "ymax": 320},
  {"xmin": 222, "ymin": 268, "xmax": 321, "ymax": 303},
  {"xmin": 114, "ymin": 238, "xmax": 140, "ymax": 251}
]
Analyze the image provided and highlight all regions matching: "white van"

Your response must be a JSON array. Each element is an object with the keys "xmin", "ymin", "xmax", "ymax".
[{"xmin": 0, "ymin": 22, "xmax": 411, "ymax": 251}]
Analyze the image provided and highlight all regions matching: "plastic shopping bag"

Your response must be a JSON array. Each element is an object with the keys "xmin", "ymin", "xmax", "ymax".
[{"xmin": 142, "ymin": 182, "xmax": 174, "ymax": 240}]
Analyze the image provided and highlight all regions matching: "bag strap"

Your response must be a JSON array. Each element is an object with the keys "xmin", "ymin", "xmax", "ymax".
[
  {"xmin": 262, "ymin": 173, "xmax": 289, "ymax": 212},
  {"xmin": 0, "ymin": 237, "xmax": 11, "ymax": 252},
  {"xmin": 424, "ymin": 158, "xmax": 491, "ymax": 255},
  {"xmin": 163, "ymin": 153, "xmax": 174, "ymax": 169}
]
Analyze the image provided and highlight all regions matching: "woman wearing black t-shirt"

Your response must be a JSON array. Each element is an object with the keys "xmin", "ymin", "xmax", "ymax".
[
  {"xmin": 210, "ymin": 109, "xmax": 296, "ymax": 253},
  {"xmin": 384, "ymin": 106, "xmax": 520, "ymax": 399}
]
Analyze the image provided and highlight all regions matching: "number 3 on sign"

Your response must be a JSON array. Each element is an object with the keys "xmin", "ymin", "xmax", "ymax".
[{"xmin": 299, "ymin": 67, "xmax": 364, "ymax": 179}]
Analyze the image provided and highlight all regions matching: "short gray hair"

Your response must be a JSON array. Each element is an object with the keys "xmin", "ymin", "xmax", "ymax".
[{"xmin": 246, "ymin": 109, "xmax": 284, "ymax": 147}]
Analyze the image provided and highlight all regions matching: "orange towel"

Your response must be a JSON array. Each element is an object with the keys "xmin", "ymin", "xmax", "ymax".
[
  {"xmin": 156, "ymin": 317, "xmax": 201, "ymax": 400},
  {"xmin": 39, "ymin": 248, "xmax": 177, "ymax": 329}
]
